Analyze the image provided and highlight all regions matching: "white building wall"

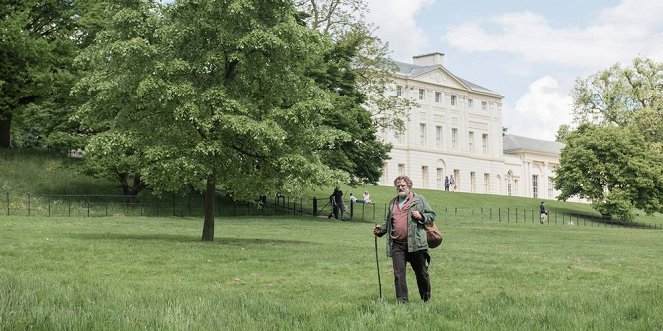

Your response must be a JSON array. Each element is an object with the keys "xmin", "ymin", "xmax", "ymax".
[{"xmin": 377, "ymin": 54, "xmax": 567, "ymax": 201}]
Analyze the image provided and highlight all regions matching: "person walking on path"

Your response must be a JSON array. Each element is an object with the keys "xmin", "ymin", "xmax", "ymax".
[{"xmin": 373, "ymin": 175, "xmax": 437, "ymax": 303}]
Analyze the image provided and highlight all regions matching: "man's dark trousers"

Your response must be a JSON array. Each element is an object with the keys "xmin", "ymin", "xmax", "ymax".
[{"xmin": 391, "ymin": 241, "xmax": 431, "ymax": 303}]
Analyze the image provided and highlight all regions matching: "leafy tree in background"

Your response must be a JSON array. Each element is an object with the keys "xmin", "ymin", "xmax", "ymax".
[
  {"xmin": 571, "ymin": 57, "xmax": 662, "ymax": 152},
  {"xmin": 555, "ymin": 124, "xmax": 571, "ymax": 143},
  {"xmin": 296, "ymin": 0, "xmax": 416, "ymax": 134},
  {"xmin": 554, "ymin": 125, "xmax": 662, "ymax": 221},
  {"xmin": 556, "ymin": 57, "xmax": 663, "ymax": 221},
  {"xmin": 0, "ymin": 0, "xmax": 76, "ymax": 148},
  {"xmin": 75, "ymin": 0, "xmax": 383, "ymax": 241}
]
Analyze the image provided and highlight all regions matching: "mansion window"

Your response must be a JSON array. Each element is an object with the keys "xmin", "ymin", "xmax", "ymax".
[
  {"xmin": 396, "ymin": 85, "xmax": 402, "ymax": 97},
  {"xmin": 450, "ymin": 95, "xmax": 457, "ymax": 106},
  {"xmin": 435, "ymin": 125, "xmax": 442, "ymax": 149},
  {"xmin": 435, "ymin": 91, "xmax": 441, "ymax": 103},
  {"xmin": 482, "ymin": 134, "xmax": 488, "ymax": 155},
  {"xmin": 468, "ymin": 98, "xmax": 473, "ymax": 109},
  {"xmin": 418, "ymin": 89, "xmax": 426, "ymax": 100},
  {"xmin": 381, "ymin": 162, "xmax": 388, "ymax": 185},
  {"xmin": 484, "ymin": 173, "xmax": 490, "ymax": 193},
  {"xmin": 419, "ymin": 123, "xmax": 427, "ymax": 146},
  {"xmin": 470, "ymin": 172, "xmax": 476, "ymax": 193},
  {"xmin": 398, "ymin": 163, "xmax": 405, "ymax": 176},
  {"xmin": 469, "ymin": 131, "xmax": 475, "ymax": 153},
  {"xmin": 548, "ymin": 177, "xmax": 554, "ymax": 198},
  {"xmin": 451, "ymin": 128, "xmax": 458, "ymax": 151},
  {"xmin": 532, "ymin": 175, "xmax": 539, "ymax": 198},
  {"xmin": 481, "ymin": 101, "xmax": 487, "ymax": 110},
  {"xmin": 422, "ymin": 166, "xmax": 429, "ymax": 188}
]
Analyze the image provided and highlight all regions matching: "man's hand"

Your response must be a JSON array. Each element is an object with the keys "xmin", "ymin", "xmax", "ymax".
[
  {"xmin": 373, "ymin": 225, "xmax": 382, "ymax": 235},
  {"xmin": 412, "ymin": 210, "xmax": 423, "ymax": 221}
]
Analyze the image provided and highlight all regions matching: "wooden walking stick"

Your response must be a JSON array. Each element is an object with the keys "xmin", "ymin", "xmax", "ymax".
[{"xmin": 374, "ymin": 234, "xmax": 382, "ymax": 300}]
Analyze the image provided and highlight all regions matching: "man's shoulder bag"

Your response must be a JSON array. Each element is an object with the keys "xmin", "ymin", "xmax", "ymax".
[{"xmin": 425, "ymin": 222, "xmax": 443, "ymax": 248}]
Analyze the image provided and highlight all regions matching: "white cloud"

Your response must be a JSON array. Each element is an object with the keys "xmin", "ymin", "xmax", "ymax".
[
  {"xmin": 503, "ymin": 76, "xmax": 572, "ymax": 141},
  {"xmin": 444, "ymin": 2, "xmax": 663, "ymax": 70},
  {"xmin": 365, "ymin": 0, "xmax": 434, "ymax": 61},
  {"xmin": 597, "ymin": 0, "xmax": 663, "ymax": 29}
]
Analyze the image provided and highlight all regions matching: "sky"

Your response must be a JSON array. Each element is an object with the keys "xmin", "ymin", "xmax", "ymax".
[{"xmin": 364, "ymin": 0, "xmax": 663, "ymax": 140}]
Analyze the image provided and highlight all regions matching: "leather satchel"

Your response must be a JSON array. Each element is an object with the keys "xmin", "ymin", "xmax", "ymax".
[{"xmin": 425, "ymin": 222, "xmax": 443, "ymax": 248}]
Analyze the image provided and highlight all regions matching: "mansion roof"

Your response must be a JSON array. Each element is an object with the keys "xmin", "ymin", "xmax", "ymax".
[
  {"xmin": 503, "ymin": 134, "xmax": 565, "ymax": 156},
  {"xmin": 392, "ymin": 60, "xmax": 498, "ymax": 95}
]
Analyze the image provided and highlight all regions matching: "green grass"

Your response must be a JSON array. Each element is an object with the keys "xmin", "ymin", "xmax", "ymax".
[
  {"xmin": 1, "ymin": 215, "xmax": 662, "ymax": 330},
  {"xmin": 0, "ymin": 148, "xmax": 118, "ymax": 195}
]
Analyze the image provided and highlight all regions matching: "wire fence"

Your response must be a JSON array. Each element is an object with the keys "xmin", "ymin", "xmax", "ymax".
[{"xmin": 1, "ymin": 193, "xmax": 660, "ymax": 230}]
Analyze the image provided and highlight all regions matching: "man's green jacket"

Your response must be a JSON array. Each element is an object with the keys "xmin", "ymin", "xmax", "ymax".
[{"xmin": 375, "ymin": 192, "xmax": 436, "ymax": 257}]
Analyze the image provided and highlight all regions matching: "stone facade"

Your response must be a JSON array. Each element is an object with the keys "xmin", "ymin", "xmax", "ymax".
[{"xmin": 378, "ymin": 52, "xmax": 565, "ymax": 200}]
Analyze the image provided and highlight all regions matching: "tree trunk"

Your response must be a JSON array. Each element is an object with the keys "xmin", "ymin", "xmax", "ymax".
[
  {"xmin": 121, "ymin": 175, "xmax": 145, "ymax": 203},
  {"xmin": 0, "ymin": 113, "xmax": 12, "ymax": 148},
  {"xmin": 202, "ymin": 175, "xmax": 215, "ymax": 241}
]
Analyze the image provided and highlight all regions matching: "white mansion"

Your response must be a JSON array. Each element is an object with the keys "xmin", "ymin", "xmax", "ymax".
[{"xmin": 378, "ymin": 52, "xmax": 565, "ymax": 200}]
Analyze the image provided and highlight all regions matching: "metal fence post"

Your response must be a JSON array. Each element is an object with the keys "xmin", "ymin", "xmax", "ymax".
[
  {"xmin": 5, "ymin": 192, "xmax": 8, "ymax": 216},
  {"xmin": 28, "ymin": 193, "xmax": 31, "ymax": 216},
  {"xmin": 48, "ymin": 195, "xmax": 51, "ymax": 217}
]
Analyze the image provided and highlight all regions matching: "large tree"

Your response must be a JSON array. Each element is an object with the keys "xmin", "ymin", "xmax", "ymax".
[
  {"xmin": 554, "ymin": 125, "xmax": 663, "ymax": 221},
  {"xmin": 556, "ymin": 57, "xmax": 663, "ymax": 221},
  {"xmin": 74, "ymin": 0, "xmax": 378, "ymax": 241}
]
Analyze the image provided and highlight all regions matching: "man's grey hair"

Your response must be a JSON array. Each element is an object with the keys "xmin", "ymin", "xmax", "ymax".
[{"xmin": 393, "ymin": 176, "xmax": 413, "ymax": 188}]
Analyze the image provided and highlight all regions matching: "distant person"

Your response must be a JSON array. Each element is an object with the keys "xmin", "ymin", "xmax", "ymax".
[
  {"xmin": 540, "ymin": 201, "xmax": 548, "ymax": 224},
  {"xmin": 328, "ymin": 192, "xmax": 336, "ymax": 219},
  {"xmin": 449, "ymin": 175, "xmax": 456, "ymax": 192},
  {"xmin": 444, "ymin": 176, "xmax": 449, "ymax": 191},
  {"xmin": 332, "ymin": 186, "xmax": 344, "ymax": 220},
  {"xmin": 349, "ymin": 193, "xmax": 357, "ymax": 203},
  {"xmin": 373, "ymin": 175, "xmax": 437, "ymax": 303},
  {"xmin": 362, "ymin": 191, "xmax": 371, "ymax": 204}
]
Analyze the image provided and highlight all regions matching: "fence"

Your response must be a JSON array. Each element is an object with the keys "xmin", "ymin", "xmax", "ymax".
[{"xmin": 1, "ymin": 193, "xmax": 660, "ymax": 230}]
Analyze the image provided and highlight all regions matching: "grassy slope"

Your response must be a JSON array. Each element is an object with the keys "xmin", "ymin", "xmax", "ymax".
[
  {"xmin": 2, "ymin": 148, "xmax": 661, "ymax": 224},
  {"xmin": 0, "ymin": 148, "xmax": 118, "ymax": 195},
  {"xmin": 0, "ymin": 216, "xmax": 661, "ymax": 330}
]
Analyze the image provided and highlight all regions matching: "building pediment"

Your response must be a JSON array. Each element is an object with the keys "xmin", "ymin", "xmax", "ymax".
[{"xmin": 416, "ymin": 69, "xmax": 468, "ymax": 90}]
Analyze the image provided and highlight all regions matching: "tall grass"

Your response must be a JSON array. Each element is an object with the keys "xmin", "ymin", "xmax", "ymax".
[{"xmin": 1, "ymin": 215, "xmax": 662, "ymax": 330}]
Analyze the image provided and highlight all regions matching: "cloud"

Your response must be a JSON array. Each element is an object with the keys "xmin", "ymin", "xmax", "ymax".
[
  {"xmin": 365, "ymin": 0, "xmax": 434, "ymax": 61},
  {"xmin": 503, "ymin": 76, "xmax": 572, "ymax": 141},
  {"xmin": 444, "ymin": 1, "xmax": 663, "ymax": 70}
]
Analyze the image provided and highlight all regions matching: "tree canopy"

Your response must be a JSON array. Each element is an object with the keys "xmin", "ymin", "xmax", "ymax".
[
  {"xmin": 73, "ymin": 0, "xmax": 390, "ymax": 240},
  {"xmin": 556, "ymin": 57, "xmax": 663, "ymax": 221}
]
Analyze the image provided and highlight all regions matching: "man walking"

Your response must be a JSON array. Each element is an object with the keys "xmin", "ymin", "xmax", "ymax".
[{"xmin": 373, "ymin": 176, "xmax": 437, "ymax": 303}]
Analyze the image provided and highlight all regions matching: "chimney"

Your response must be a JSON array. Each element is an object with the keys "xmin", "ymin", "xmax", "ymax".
[{"xmin": 412, "ymin": 52, "xmax": 445, "ymax": 66}]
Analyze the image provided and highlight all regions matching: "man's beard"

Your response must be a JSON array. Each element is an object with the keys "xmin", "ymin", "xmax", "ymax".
[{"xmin": 398, "ymin": 190, "xmax": 408, "ymax": 198}]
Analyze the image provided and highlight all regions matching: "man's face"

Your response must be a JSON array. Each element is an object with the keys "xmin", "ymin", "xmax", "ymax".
[{"xmin": 395, "ymin": 180, "xmax": 410, "ymax": 198}]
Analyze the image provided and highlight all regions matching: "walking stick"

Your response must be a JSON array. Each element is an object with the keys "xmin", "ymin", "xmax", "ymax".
[{"xmin": 374, "ymin": 234, "xmax": 382, "ymax": 300}]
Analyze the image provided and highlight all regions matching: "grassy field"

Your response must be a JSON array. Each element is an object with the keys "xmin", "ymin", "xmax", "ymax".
[{"xmin": 1, "ymin": 215, "xmax": 662, "ymax": 330}]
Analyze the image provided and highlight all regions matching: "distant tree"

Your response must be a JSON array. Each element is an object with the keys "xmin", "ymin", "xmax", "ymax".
[
  {"xmin": 74, "ymin": 0, "xmax": 377, "ymax": 241},
  {"xmin": 572, "ymin": 57, "xmax": 662, "ymax": 136},
  {"xmin": 554, "ymin": 124, "xmax": 663, "ymax": 221},
  {"xmin": 558, "ymin": 57, "xmax": 663, "ymax": 221},
  {"xmin": 555, "ymin": 124, "xmax": 571, "ymax": 143}
]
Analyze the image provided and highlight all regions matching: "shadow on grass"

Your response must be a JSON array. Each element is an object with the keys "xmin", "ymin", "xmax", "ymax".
[{"xmin": 66, "ymin": 232, "xmax": 314, "ymax": 245}]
